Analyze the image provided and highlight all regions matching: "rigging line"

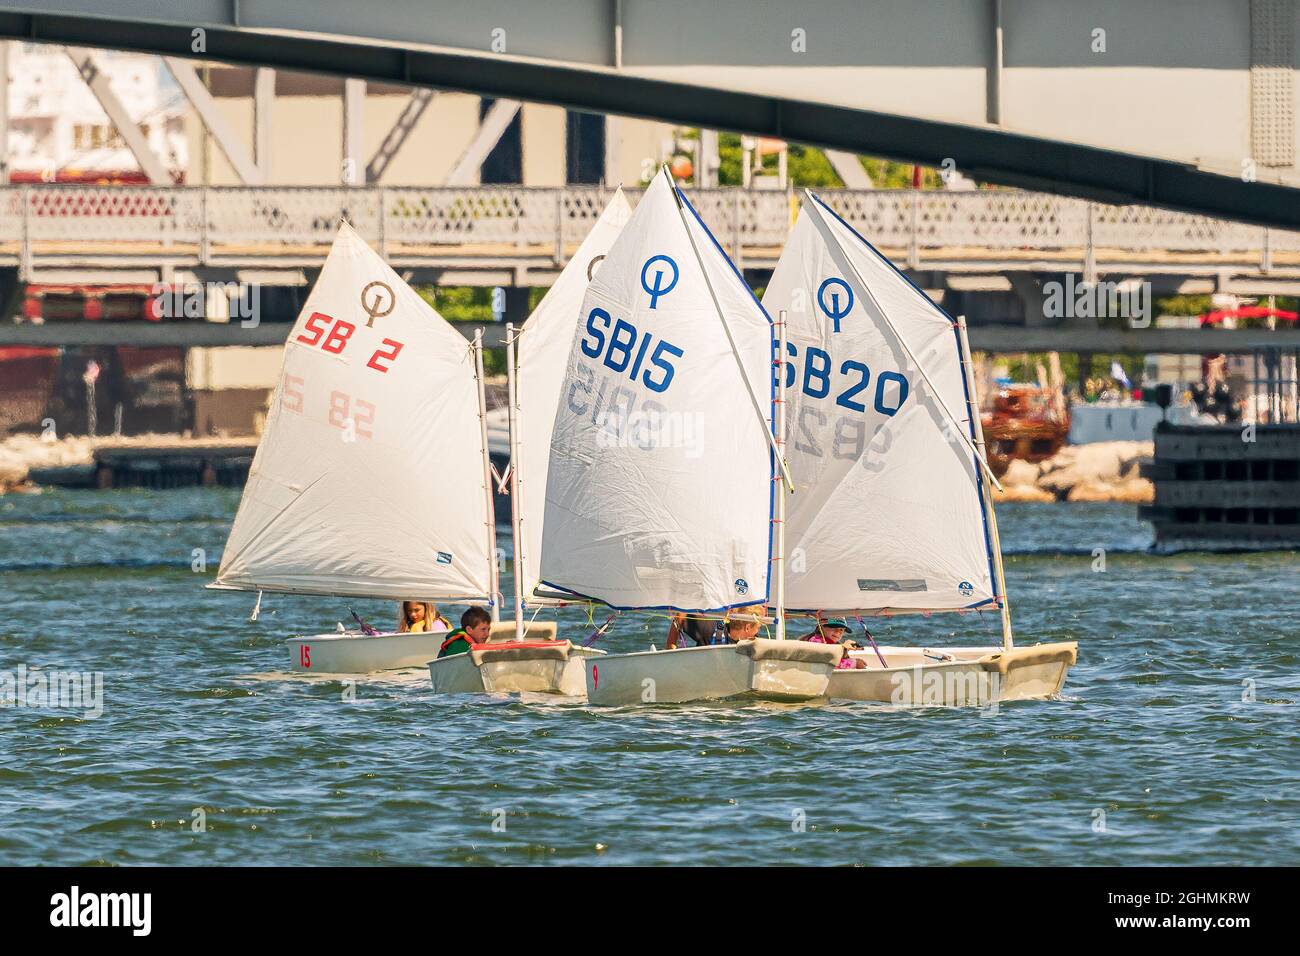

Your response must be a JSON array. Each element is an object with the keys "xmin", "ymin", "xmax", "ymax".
[
  {"xmin": 852, "ymin": 615, "xmax": 889, "ymax": 668},
  {"xmin": 582, "ymin": 612, "xmax": 620, "ymax": 647}
]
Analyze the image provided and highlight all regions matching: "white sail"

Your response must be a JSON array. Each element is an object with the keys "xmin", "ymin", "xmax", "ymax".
[
  {"xmin": 215, "ymin": 222, "xmax": 491, "ymax": 601},
  {"xmin": 539, "ymin": 172, "xmax": 774, "ymax": 612},
  {"xmin": 760, "ymin": 193, "xmax": 997, "ymax": 613},
  {"xmin": 516, "ymin": 189, "xmax": 631, "ymax": 604}
]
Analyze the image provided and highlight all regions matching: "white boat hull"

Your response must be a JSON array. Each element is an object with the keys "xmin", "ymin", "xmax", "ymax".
[
  {"xmin": 285, "ymin": 621, "xmax": 558, "ymax": 675},
  {"xmin": 286, "ymin": 631, "xmax": 441, "ymax": 674},
  {"xmin": 584, "ymin": 639, "xmax": 844, "ymax": 705},
  {"xmin": 827, "ymin": 642, "xmax": 1077, "ymax": 706},
  {"xmin": 427, "ymin": 639, "xmax": 603, "ymax": 696}
]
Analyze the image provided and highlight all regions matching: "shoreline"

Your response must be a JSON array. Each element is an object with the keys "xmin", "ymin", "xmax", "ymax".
[
  {"xmin": 992, "ymin": 440, "xmax": 1154, "ymax": 504},
  {"xmin": 3, "ymin": 433, "xmax": 1155, "ymax": 503}
]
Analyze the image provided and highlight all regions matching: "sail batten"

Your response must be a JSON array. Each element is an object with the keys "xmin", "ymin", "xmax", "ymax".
[
  {"xmin": 214, "ymin": 222, "xmax": 492, "ymax": 602},
  {"xmin": 760, "ymin": 194, "xmax": 996, "ymax": 613}
]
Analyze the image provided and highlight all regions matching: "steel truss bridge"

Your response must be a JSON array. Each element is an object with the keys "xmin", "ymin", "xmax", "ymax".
[{"xmin": 4, "ymin": 183, "xmax": 1300, "ymax": 353}]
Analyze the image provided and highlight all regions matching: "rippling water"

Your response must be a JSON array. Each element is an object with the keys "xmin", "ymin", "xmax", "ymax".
[{"xmin": 1, "ymin": 488, "xmax": 1296, "ymax": 865}]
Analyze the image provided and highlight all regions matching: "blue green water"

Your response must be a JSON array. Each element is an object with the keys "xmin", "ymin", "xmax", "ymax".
[{"xmin": 1, "ymin": 489, "xmax": 1296, "ymax": 865}]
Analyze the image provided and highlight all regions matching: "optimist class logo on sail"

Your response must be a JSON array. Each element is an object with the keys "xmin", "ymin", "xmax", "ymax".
[
  {"xmin": 640, "ymin": 255, "xmax": 679, "ymax": 309},
  {"xmin": 579, "ymin": 254, "xmax": 684, "ymax": 392},
  {"xmin": 568, "ymin": 254, "xmax": 691, "ymax": 448},
  {"xmin": 777, "ymin": 272, "xmax": 913, "ymax": 466},
  {"xmin": 817, "ymin": 277, "xmax": 854, "ymax": 333}
]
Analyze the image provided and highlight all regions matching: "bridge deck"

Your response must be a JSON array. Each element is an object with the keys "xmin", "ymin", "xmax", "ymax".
[
  {"xmin": 5, "ymin": 242, "xmax": 1300, "ymax": 274},
  {"xmin": 2, "ymin": 186, "xmax": 1297, "ymax": 281}
]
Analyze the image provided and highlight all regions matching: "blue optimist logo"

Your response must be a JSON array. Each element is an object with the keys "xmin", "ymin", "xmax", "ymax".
[
  {"xmin": 817, "ymin": 277, "xmax": 854, "ymax": 333},
  {"xmin": 640, "ymin": 255, "xmax": 679, "ymax": 310},
  {"xmin": 958, "ymin": 581, "xmax": 974, "ymax": 597},
  {"xmin": 735, "ymin": 578, "xmax": 749, "ymax": 595},
  {"xmin": 437, "ymin": 551, "xmax": 453, "ymax": 565}
]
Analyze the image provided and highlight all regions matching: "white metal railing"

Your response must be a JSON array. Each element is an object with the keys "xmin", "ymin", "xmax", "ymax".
[{"xmin": 0, "ymin": 184, "xmax": 1295, "ymax": 271}]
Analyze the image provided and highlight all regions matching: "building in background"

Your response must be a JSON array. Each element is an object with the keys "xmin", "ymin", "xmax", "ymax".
[{"xmin": 6, "ymin": 43, "xmax": 186, "ymax": 182}]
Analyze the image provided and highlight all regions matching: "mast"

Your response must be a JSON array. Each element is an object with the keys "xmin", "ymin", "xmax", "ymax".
[
  {"xmin": 505, "ymin": 322, "xmax": 525, "ymax": 640},
  {"xmin": 473, "ymin": 329, "xmax": 502, "ymax": 622},
  {"xmin": 956, "ymin": 314, "xmax": 1013, "ymax": 651},
  {"xmin": 774, "ymin": 309, "xmax": 789, "ymax": 640}
]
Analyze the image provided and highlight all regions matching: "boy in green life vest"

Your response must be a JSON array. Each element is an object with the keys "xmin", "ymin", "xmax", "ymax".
[{"xmin": 436, "ymin": 605, "xmax": 493, "ymax": 658}]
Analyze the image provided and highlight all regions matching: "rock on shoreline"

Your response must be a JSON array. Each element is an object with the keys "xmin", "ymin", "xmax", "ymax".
[
  {"xmin": 993, "ymin": 441, "xmax": 1154, "ymax": 504},
  {"xmin": 0, "ymin": 434, "xmax": 95, "ymax": 494},
  {"xmin": 4, "ymin": 433, "xmax": 1155, "ymax": 504}
]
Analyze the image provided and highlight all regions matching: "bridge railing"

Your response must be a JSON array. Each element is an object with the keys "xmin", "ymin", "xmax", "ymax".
[{"xmin": 0, "ymin": 184, "xmax": 1295, "ymax": 271}]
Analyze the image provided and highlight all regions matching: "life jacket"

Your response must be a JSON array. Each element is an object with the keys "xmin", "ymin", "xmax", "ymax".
[
  {"xmin": 679, "ymin": 617, "xmax": 723, "ymax": 646},
  {"xmin": 437, "ymin": 628, "xmax": 475, "ymax": 658},
  {"xmin": 804, "ymin": 630, "xmax": 860, "ymax": 668}
]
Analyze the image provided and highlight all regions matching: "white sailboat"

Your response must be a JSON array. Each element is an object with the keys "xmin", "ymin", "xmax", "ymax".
[
  {"xmin": 425, "ymin": 191, "xmax": 632, "ymax": 695},
  {"xmin": 761, "ymin": 191, "xmax": 1076, "ymax": 706},
  {"xmin": 540, "ymin": 169, "xmax": 844, "ymax": 705},
  {"xmin": 211, "ymin": 222, "xmax": 502, "ymax": 674}
]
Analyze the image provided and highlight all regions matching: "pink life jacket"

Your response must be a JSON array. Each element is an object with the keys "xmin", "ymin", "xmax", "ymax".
[{"xmin": 804, "ymin": 633, "xmax": 857, "ymax": 669}]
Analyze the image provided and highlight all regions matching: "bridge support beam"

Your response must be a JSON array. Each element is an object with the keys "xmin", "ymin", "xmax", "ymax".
[
  {"xmin": 6, "ymin": 10, "xmax": 1295, "ymax": 228},
  {"xmin": 0, "ymin": 41, "xmax": 8, "ymax": 184},
  {"xmin": 446, "ymin": 99, "xmax": 522, "ymax": 185},
  {"xmin": 366, "ymin": 88, "xmax": 435, "ymax": 184},
  {"xmin": 253, "ymin": 68, "xmax": 274, "ymax": 176},
  {"xmin": 66, "ymin": 47, "xmax": 172, "ymax": 184},
  {"xmin": 342, "ymin": 78, "xmax": 365, "ymax": 185},
  {"xmin": 165, "ymin": 57, "xmax": 264, "ymax": 185},
  {"xmin": 825, "ymin": 150, "xmax": 873, "ymax": 189}
]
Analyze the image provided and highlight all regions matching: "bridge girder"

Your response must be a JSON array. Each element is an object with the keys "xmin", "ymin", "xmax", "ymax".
[{"xmin": 0, "ymin": 1, "xmax": 1298, "ymax": 229}]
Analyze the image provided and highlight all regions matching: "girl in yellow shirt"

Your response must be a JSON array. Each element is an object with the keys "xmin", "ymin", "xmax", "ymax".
[{"xmin": 398, "ymin": 601, "xmax": 450, "ymax": 634}]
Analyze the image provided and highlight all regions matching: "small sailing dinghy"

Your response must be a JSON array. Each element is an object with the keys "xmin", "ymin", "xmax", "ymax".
[
  {"xmin": 426, "ymin": 191, "xmax": 632, "ymax": 695},
  {"xmin": 210, "ymin": 222, "xmax": 506, "ymax": 674},
  {"xmin": 760, "ymin": 192, "xmax": 1076, "ymax": 706},
  {"xmin": 539, "ymin": 170, "xmax": 843, "ymax": 705}
]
